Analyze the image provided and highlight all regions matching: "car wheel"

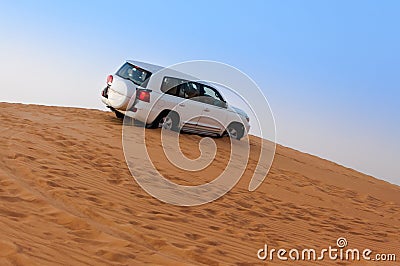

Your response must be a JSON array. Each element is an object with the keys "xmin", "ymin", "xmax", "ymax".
[
  {"xmin": 159, "ymin": 112, "xmax": 179, "ymax": 131},
  {"xmin": 227, "ymin": 123, "xmax": 244, "ymax": 140}
]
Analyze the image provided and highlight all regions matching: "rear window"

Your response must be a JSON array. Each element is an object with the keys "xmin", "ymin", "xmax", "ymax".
[{"xmin": 116, "ymin": 63, "xmax": 151, "ymax": 87}]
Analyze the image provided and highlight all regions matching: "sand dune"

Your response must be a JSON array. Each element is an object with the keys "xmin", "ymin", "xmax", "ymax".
[{"xmin": 0, "ymin": 102, "xmax": 399, "ymax": 265}]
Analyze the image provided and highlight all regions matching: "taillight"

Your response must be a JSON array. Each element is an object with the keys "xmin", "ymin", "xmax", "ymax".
[
  {"xmin": 246, "ymin": 116, "xmax": 250, "ymax": 122},
  {"xmin": 137, "ymin": 90, "xmax": 150, "ymax": 102},
  {"xmin": 107, "ymin": 75, "xmax": 113, "ymax": 85}
]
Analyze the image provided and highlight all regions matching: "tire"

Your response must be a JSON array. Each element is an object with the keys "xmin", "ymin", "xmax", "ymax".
[
  {"xmin": 227, "ymin": 123, "xmax": 244, "ymax": 140},
  {"xmin": 159, "ymin": 112, "xmax": 179, "ymax": 131}
]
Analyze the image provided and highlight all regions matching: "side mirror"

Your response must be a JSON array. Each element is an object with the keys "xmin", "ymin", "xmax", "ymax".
[{"xmin": 218, "ymin": 101, "xmax": 227, "ymax": 108}]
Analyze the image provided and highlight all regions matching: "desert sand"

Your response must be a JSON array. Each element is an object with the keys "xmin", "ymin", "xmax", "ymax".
[{"xmin": 0, "ymin": 102, "xmax": 398, "ymax": 265}]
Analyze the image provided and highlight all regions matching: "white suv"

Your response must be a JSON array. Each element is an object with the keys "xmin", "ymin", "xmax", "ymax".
[{"xmin": 101, "ymin": 60, "xmax": 250, "ymax": 140}]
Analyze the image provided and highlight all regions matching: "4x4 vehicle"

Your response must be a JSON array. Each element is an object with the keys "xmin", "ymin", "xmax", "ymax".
[{"xmin": 101, "ymin": 60, "xmax": 250, "ymax": 140}]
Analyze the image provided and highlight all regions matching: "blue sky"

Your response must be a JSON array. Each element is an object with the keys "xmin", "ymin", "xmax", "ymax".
[{"xmin": 0, "ymin": 1, "xmax": 399, "ymax": 184}]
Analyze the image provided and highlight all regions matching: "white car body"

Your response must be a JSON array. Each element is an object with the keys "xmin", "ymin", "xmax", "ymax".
[{"xmin": 101, "ymin": 60, "xmax": 250, "ymax": 139}]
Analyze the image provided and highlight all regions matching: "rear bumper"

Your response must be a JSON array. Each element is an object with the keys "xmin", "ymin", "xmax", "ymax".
[
  {"xmin": 101, "ymin": 95, "xmax": 110, "ymax": 106},
  {"xmin": 101, "ymin": 95, "xmax": 154, "ymax": 123},
  {"xmin": 101, "ymin": 86, "xmax": 111, "ymax": 105}
]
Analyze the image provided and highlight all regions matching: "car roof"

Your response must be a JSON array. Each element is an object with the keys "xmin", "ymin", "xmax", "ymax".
[
  {"xmin": 196, "ymin": 80, "xmax": 216, "ymax": 87},
  {"xmin": 126, "ymin": 60, "xmax": 164, "ymax": 73},
  {"xmin": 126, "ymin": 60, "xmax": 216, "ymax": 88}
]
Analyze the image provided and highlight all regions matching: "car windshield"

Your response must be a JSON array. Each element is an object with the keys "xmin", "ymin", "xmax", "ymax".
[{"xmin": 116, "ymin": 63, "xmax": 151, "ymax": 86}]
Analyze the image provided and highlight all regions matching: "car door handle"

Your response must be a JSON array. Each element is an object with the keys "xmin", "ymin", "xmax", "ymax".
[
  {"xmin": 179, "ymin": 103, "xmax": 185, "ymax": 107},
  {"xmin": 204, "ymin": 108, "xmax": 210, "ymax": 112}
]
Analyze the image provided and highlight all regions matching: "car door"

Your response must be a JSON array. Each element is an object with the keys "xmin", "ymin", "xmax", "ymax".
[
  {"xmin": 196, "ymin": 85, "xmax": 228, "ymax": 134},
  {"xmin": 174, "ymin": 82, "xmax": 205, "ymax": 128}
]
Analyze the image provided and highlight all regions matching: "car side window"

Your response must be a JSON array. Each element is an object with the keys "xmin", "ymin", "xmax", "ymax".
[
  {"xmin": 186, "ymin": 82, "xmax": 201, "ymax": 98},
  {"xmin": 201, "ymin": 85, "xmax": 227, "ymax": 108},
  {"xmin": 177, "ymin": 84, "xmax": 187, "ymax": 98},
  {"xmin": 161, "ymin": 77, "xmax": 185, "ymax": 96},
  {"xmin": 177, "ymin": 82, "xmax": 201, "ymax": 100}
]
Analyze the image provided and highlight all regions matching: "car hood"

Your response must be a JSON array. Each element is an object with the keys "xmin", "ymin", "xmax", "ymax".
[{"xmin": 228, "ymin": 105, "xmax": 248, "ymax": 117}]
